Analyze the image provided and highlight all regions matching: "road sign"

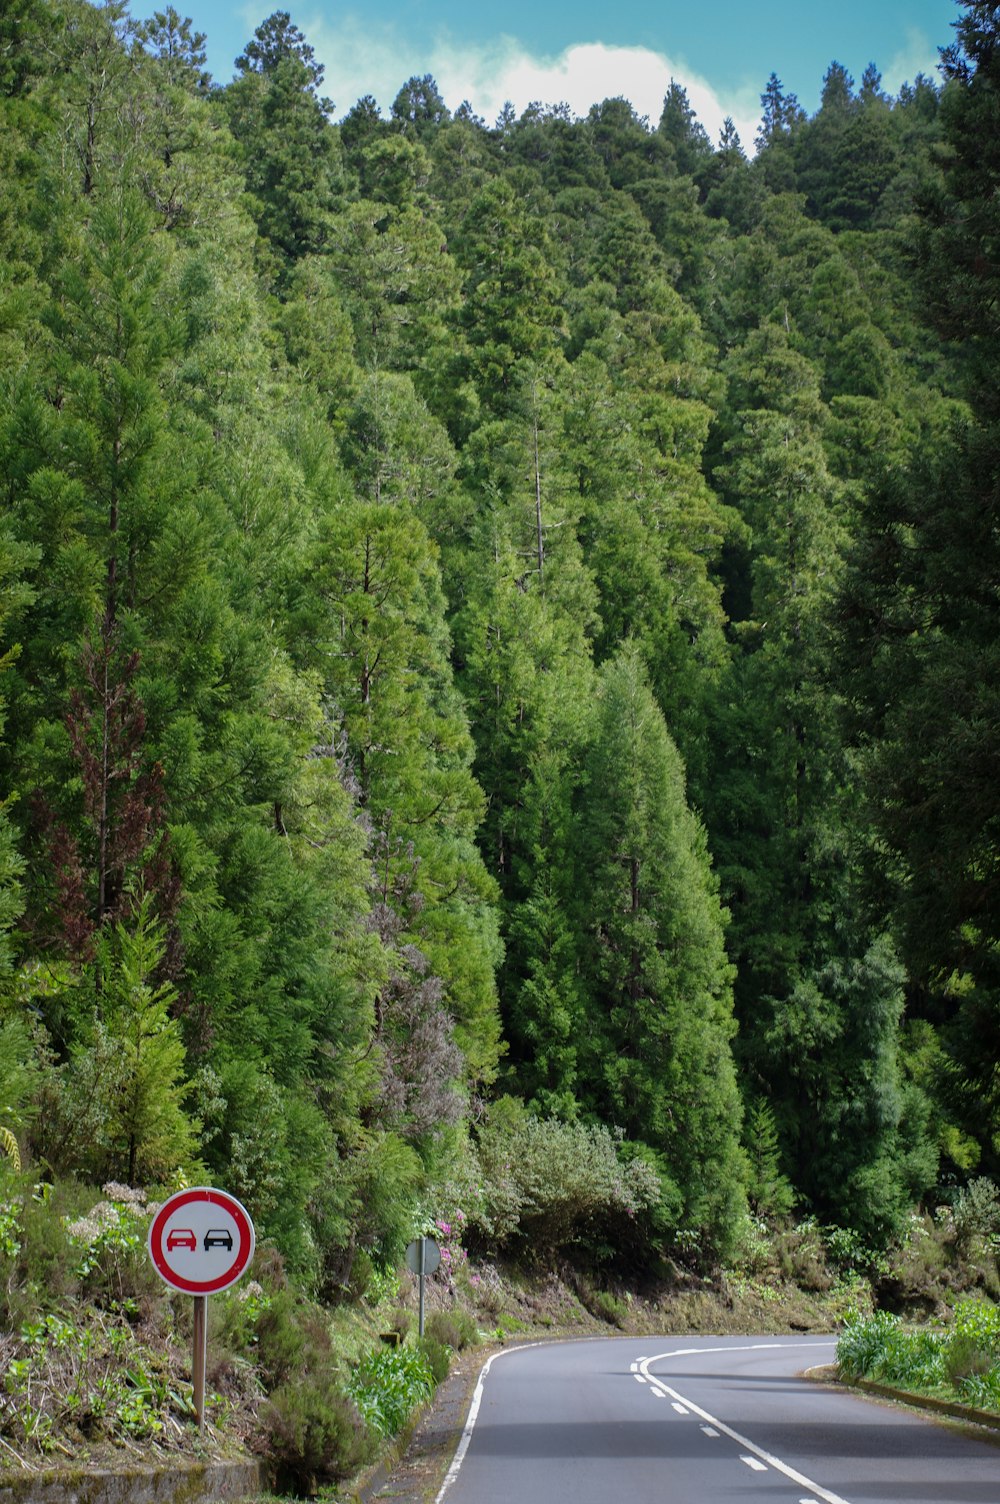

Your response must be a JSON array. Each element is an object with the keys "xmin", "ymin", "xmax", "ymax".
[
  {"xmin": 148, "ymin": 1187, "xmax": 255, "ymax": 1296},
  {"xmin": 405, "ymin": 1236, "xmax": 441, "ymax": 1337},
  {"xmin": 405, "ymin": 1236, "xmax": 441, "ymax": 1276}
]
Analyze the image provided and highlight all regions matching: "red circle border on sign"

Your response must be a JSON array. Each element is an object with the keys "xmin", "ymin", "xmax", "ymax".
[{"xmin": 148, "ymin": 1188, "xmax": 255, "ymax": 1295}]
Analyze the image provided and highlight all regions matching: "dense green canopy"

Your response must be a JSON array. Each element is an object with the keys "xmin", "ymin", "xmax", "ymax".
[{"xmin": 0, "ymin": 0, "xmax": 995, "ymax": 1280}]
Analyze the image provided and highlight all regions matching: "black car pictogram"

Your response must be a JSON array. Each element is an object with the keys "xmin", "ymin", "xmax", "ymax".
[{"xmin": 204, "ymin": 1228, "xmax": 233, "ymax": 1251}]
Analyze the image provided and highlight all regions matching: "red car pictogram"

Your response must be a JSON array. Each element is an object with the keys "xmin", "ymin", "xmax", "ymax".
[{"xmin": 166, "ymin": 1227, "xmax": 197, "ymax": 1251}]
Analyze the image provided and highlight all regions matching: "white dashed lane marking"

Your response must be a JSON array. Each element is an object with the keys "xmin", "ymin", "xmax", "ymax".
[{"xmin": 638, "ymin": 1344, "xmax": 852, "ymax": 1504}]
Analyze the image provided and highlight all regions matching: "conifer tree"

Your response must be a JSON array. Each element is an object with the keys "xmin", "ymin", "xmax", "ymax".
[
  {"xmin": 62, "ymin": 894, "xmax": 199, "ymax": 1183},
  {"xmin": 842, "ymin": 0, "xmax": 1000, "ymax": 1154},
  {"xmin": 573, "ymin": 647, "xmax": 746, "ymax": 1253}
]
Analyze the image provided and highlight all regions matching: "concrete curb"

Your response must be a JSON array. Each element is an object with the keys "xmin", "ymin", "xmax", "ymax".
[
  {"xmin": 0, "ymin": 1458, "xmax": 262, "ymax": 1504},
  {"xmin": 805, "ymin": 1363, "xmax": 1000, "ymax": 1432}
]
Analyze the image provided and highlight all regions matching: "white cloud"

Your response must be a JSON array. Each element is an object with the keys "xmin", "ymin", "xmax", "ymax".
[
  {"xmin": 883, "ymin": 26, "xmax": 942, "ymax": 96},
  {"xmin": 303, "ymin": 13, "xmax": 761, "ymax": 152}
]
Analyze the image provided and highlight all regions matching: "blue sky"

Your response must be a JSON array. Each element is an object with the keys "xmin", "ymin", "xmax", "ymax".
[{"xmin": 170, "ymin": 0, "xmax": 960, "ymax": 147}]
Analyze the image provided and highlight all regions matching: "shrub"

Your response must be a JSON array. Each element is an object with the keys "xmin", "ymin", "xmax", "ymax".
[
  {"xmin": 254, "ymin": 1288, "xmax": 331, "ymax": 1391},
  {"xmin": 416, "ymin": 1335, "xmax": 451, "ymax": 1385},
  {"xmin": 424, "ymin": 1308, "xmax": 478, "ymax": 1351},
  {"xmin": 262, "ymin": 1379, "xmax": 374, "ymax": 1495},
  {"xmin": 349, "ymin": 1131, "xmax": 423, "ymax": 1269},
  {"xmin": 944, "ymin": 1300, "xmax": 1000, "ymax": 1387},
  {"xmin": 586, "ymin": 1289, "xmax": 629, "ymax": 1328},
  {"xmin": 875, "ymin": 1325, "xmax": 946, "ymax": 1388},
  {"xmin": 387, "ymin": 1308, "xmax": 413, "ymax": 1343},
  {"xmin": 945, "ymin": 1333, "xmax": 994, "ymax": 1386},
  {"xmin": 825, "ymin": 1225, "xmax": 888, "ymax": 1279},
  {"xmin": 952, "ymin": 1179, "xmax": 1000, "ymax": 1254},
  {"xmin": 63, "ymin": 1183, "xmax": 160, "ymax": 1308},
  {"xmin": 0, "ymin": 1308, "xmax": 195, "ymax": 1452},
  {"xmin": 958, "ymin": 1367, "xmax": 1000, "ymax": 1410},
  {"xmin": 1, "ymin": 1176, "xmax": 139, "ymax": 1326},
  {"xmin": 838, "ymin": 1310, "xmax": 948, "ymax": 1389},
  {"xmin": 470, "ymin": 1106, "xmax": 660, "ymax": 1256},
  {"xmin": 951, "ymin": 1299, "xmax": 1000, "ymax": 1356},
  {"xmin": 772, "ymin": 1218, "xmax": 833, "ymax": 1292}
]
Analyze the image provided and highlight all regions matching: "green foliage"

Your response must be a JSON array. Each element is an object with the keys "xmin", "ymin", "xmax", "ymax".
[
  {"xmin": 837, "ymin": 1300, "xmax": 1000, "ymax": 1410},
  {"xmin": 0, "ymin": 0, "xmax": 993, "ymax": 1331},
  {"xmin": 584, "ymin": 1288, "xmax": 631, "ymax": 1328},
  {"xmin": 424, "ymin": 1307, "xmax": 479, "ymax": 1351},
  {"xmin": 838, "ymin": 1310, "xmax": 924, "ymax": 1381},
  {"xmin": 60, "ymin": 900, "xmax": 200, "ymax": 1185},
  {"xmin": 573, "ymin": 648, "xmax": 747, "ymax": 1256},
  {"xmin": 416, "ymin": 1335, "xmax": 451, "ymax": 1384},
  {"xmin": 0, "ymin": 1293, "xmax": 197, "ymax": 1451},
  {"xmin": 470, "ymin": 1103, "xmax": 661, "ymax": 1258},
  {"xmin": 743, "ymin": 1100, "xmax": 795, "ymax": 1220},
  {"xmin": 952, "ymin": 1178, "xmax": 1000, "ymax": 1254},
  {"xmin": 347, "ymin": 1344, "xmax": 434, "ymax": 1438},
  {"xmin": 262, "ymin": 1380, "xmax": 374, "ymax": 1494},
  {"xmin": 62, "ymin": 1183, "xmax": 159, "ymax": 1307},
  {"xmin": 348, "ymin": 1131, "xmax": 424, "ymax": 1269}
]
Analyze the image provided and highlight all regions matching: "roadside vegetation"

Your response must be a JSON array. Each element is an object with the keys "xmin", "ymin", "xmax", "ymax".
[
  {"xmin": 2, "ymin": 1161, "xmax": 999, "ymax": 1496},
  {"xmin": 837, "ymin": 1300, "xmax": 1000, "ymax": 1412}
]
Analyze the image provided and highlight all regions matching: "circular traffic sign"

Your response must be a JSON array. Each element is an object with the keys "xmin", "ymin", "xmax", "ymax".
[
  {"xmin": 405, "ymin": 1236, "xmax": 441, "ymax": 1275},
  {"xmin": 148, "ymin": 1187, "xmax": 255, "ymax": 1295}
]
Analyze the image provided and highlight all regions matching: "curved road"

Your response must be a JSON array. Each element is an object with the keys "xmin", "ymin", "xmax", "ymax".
[{"xmin": 435, "ymin": 1336, "xmax": 1000, "ymax": 1504}]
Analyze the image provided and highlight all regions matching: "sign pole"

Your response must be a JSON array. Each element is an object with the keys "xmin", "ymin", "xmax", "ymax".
[
  {"xmin": 193, "ymin": 1294, "xmax": 208, "ymax": 1431},
  {"xmin": 148, "ymin": 1188, "xmax": 255, "ymax": 1436},
  {"xmin": 404, "ymin": 1235, "xmax": 440, "ymax": 1337}
]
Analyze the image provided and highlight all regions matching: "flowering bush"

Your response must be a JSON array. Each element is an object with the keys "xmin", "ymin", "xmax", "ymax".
[
  {"xmin": 64, "ymin": 1183, "xmax": 155, "ymax": 1305},
  {"xmin": 432, "ymin": 1211, "xmax": 468, "ymax": 1281}
]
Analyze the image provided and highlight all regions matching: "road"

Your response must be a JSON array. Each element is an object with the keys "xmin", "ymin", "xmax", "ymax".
[{"xmin": 434, "ymin": 1335, "xmax": 1000, "ymax": 1504}]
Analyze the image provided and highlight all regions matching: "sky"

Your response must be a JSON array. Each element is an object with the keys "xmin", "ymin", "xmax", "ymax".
[{"xmin": 171, "ymin": 0, "xmax": 961, "ymax": 148}]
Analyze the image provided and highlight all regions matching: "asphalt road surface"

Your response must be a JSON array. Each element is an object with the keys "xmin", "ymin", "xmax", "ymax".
[{"xmin": 435, "ymin": 1335, "xmax": 1000, "ymax": 1504}]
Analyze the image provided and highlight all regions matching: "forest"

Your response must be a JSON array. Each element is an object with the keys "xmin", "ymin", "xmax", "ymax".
[{"xmin": 0, "ymin": 0, "xmax": 998, "ymax": 1310}]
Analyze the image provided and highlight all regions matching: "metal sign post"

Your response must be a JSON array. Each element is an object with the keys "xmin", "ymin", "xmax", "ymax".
[
  {"xmin": 148, "ymin": 1188, "xmax": 255, "ymax": 1433},
  {"xmin": 405, "ymin": 1235, "xmax": 441, "ymax": 1336},
  {"xmin": 192, "ymin": 1296, "xmax": 208, "ymax": 1430}
]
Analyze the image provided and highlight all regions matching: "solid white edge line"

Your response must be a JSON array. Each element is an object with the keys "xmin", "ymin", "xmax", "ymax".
[
  {"xmin": 435, "ymin": 1342, "xmax": 548, "ymax": 1503},
  {"xmin": 639, "ymin": 1344, "xmax": 851, "ymax": 1504}
]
